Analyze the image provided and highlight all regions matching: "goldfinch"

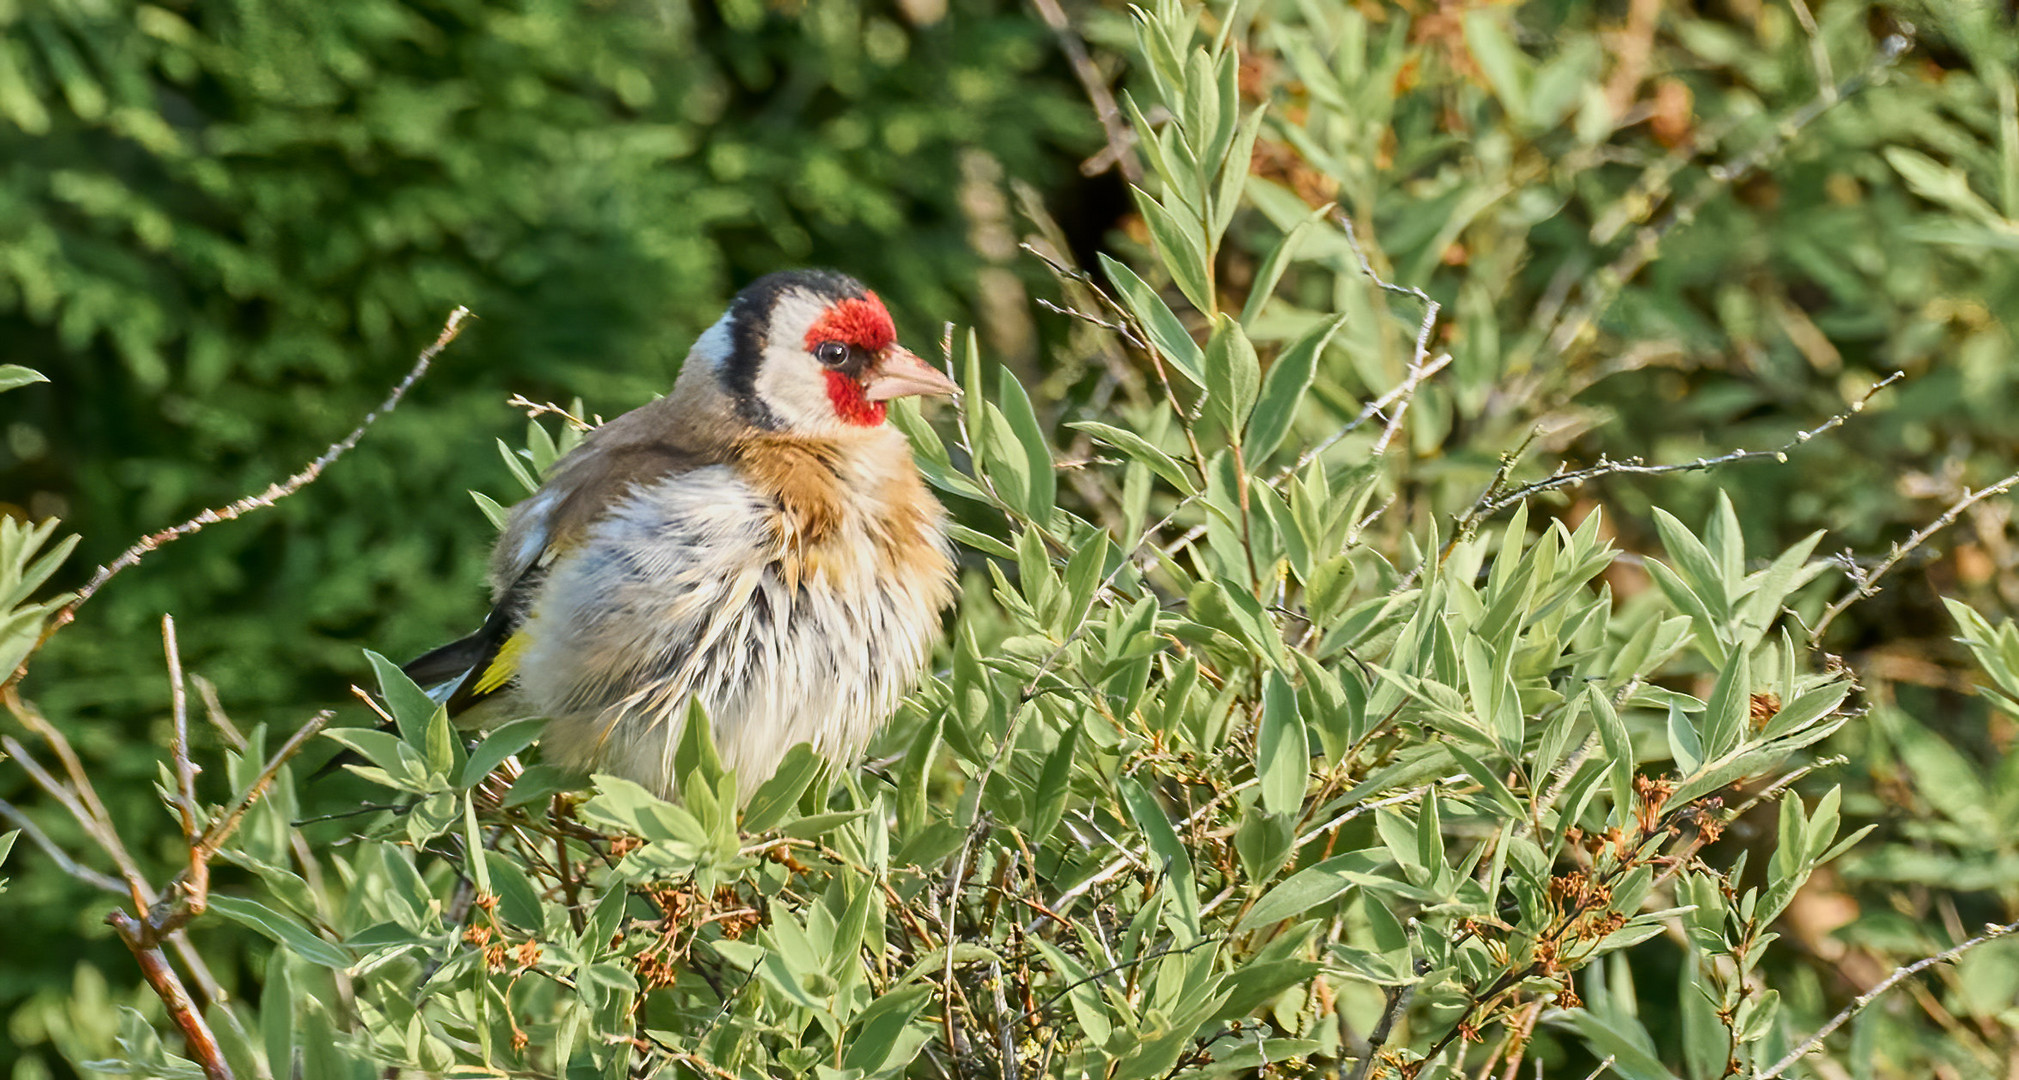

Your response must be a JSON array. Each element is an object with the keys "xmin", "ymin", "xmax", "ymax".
[{"xmin": 406, "ymin": 270, "xmax": 959, "ymax": 801}]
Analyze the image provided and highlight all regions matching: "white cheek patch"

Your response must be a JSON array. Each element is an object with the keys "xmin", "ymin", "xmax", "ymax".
[
  {"xmin": 753, "ymin": 344, "xmax": 844, "ymax": 433},
  {"xmin": 751, "ymin": 288, "xmax": 850, "ymax": 434}
]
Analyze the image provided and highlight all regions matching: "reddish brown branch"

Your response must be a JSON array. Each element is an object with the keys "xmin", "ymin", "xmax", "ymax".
[{"xmin": 108, "ymin": 910, "xmax": 233, "ymax": 1080}]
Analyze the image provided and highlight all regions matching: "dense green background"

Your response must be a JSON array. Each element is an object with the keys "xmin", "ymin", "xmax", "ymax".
[{"xmin": 6, "ymin": 0, "xmax": 2019, "ymax": 1076}]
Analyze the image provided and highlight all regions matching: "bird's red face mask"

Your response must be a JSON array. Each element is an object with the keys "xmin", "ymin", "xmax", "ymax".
[{"xmin": 805, "ymin": 293, "xmax": 958, "ymax": 427}]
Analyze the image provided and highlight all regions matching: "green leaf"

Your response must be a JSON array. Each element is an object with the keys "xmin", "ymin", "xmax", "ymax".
[
  {"xmin": 1131, "ymin": 15, "xmax": 1186, "ymax": 113},
  {"xmin": 1120, "ymin": 777, "xmax": 1199, "ymax": 933},
  {"xmin": 1445, "ymin": 743, "xmax": 1525, "ymax": 820},
  {"xmin": 1183, "ymin": 49, "xmax": 1223, "ymax": 196},
  {"xmin": 460, "ymin": 717, "xmax": 544, "ymax": 788},
  {"xmin": 1069, "ymin": 421, "xmax": 1198, "ymax": 495},
  {"xmin": 1734, "ymin": 530, "xmax": 1825, "ymax": 643},
  {"xmin": 0, "ymin": 365, "xmax": 47, "ymax": 392},
  {"xmin": 1132, "ymin": 186, "xmax": 1213, "ymax": 313},
  {"xmin": 462, "ymin": 794, "xmax": 491, "ymax": 897},
  {"xmin": 471, "ymin": 490, "xmax": 510, "ymax": 530},
  {"xmin": 1416, "ymin": 786, "xmax": 1446, "ymax": 879},
  {"xmin": 672, "ymin": 699, "xmax": 726, "ymax": 798},
  {"xmin": 743, "ymin": 745, "xmax": 826, "ymax": 834},
  {"xmin": 1589, "ymin": 685, "xmax": 1635, "ymax": 823},
  {"xmin": 1240, "ymin": 204, "xmax": 1332, "ymax": 326},
  {"xmin": 365, "ymin": 650, "xmax": 441, "ymax": 748},
  {"xmin": 1212, "ymin": 105, "xmax": 1266, "ymax": 240},
  {"xmin": 1667, "ymin": 702, "xmax": 1704, "ymax": 775},
  {"xmin": 1887, "ymin": 146, "xmax": 2004, "ymax": 224},
  {"xmin": 1760, "ymin": 677, "xmax": 1850, "ymax": 740},
  {"xmin": 1246, "ymin": 313, "xmax": 1347, "ymax": 462},
  {"xmin": 1256, "ymin": 670, "xmax": 1308, "ymax": 817},
  {"xmin": 1700, "ymin": 646, "xmax": 1750, "ymax": 763},
  {"xmin": 1463, "ymin": 9, "xmax": 1533, "ymax": 128},
  {"xmin": 1033, "ymin": 938, "xmax": 1113, "ymax": 1045},
  {"xmin": 210, "ymin": 896, "xmax": 350, "ymax": 968},
  {"xmin": 841, "ymin": 985, "xmax": 932, "ymax": 1074},
  {"xmin": 524, "ymin": 419, "xmax": 560, "ymax": 476},
  {"xmin": 1101, "ymin": 254, "xmax": 1205, "ymax": 386},
  {"xmin": 1204, "ymin": 314, "xmax": 1261, "ymax": 432},
  {"xmin": 1030, "ymin": 722, "xmax": 1081, "ymax": 846},
  {"xmin": 782, "ymin": 808, "xmax": 874, "ymax": 839},
  {"xmin": 886, "ymin": 394, "xmax": 951, "ymax": 467},
  {"xmin": 297, "ymin": 997, "xmax": 348, "ymax": 1080},
  {"xmin": 1560, "ymin": 1008, "xmax": 1683, "ymax": 1080},
  {"xmin": 261, "ymin": 952, "xmax": 295, "ymax": 1076},
  {"xmin": 482, "ymin": 851, "xmax": 547, "ymax": 932},
  {"xmin": 495, "ymin": 438, "xmax": 540, "ymax": 494},
  {"xmin": 1644, "ymin": 558, "xmax": 1725, "ymax": 661},
  {"xmin": 424, "ymin": 699, "xmax": 458, "ymax": 777},
  {"xmin": 996, "ymin": 365, "xmax": 1056, "ymax": 521},
  {"xmin": 1652, "ymin": 509, "xmax": 1733, "ymax": 626},
  {"xmin": 1124, "ymin": 92, "xmax": 1191, "ymax": 207},
  {"xmin": 947, "ymin": 523, "xmax": 1016, "ymax": 559},
  {"xmin": 979, "ymin": 401, "xmax": 1033, "ymax": 518},
  {"xmin": 1241, "ymin": 855, "xmax": 1357, "ymax": 928},
  {"xmin": 321, "ymin": 728, "xmax": 428, "ymax": 787}
]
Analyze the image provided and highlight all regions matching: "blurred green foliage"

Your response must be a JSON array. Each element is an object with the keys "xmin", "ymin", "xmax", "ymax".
[{"xmin": 7, "ymin": 0, "xmax": 2019, "ymax": 1077}]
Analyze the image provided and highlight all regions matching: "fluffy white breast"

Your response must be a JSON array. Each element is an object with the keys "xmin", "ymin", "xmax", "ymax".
[{"xmin": 517, "ymin": 449, "xmax": 951, "ymax": 801}]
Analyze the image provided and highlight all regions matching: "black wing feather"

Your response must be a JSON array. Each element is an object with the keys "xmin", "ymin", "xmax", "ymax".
[{"xmin": 403, "ymin": 567, "xmax": 543, "ymax": 716}]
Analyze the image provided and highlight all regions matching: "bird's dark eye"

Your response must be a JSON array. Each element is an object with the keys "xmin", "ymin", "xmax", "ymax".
[{"xmin": 814, "ymin": 341, "xmax": 850, "ymax": 367}]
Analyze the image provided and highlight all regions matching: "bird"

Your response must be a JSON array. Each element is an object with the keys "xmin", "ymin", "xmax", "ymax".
[{"xmin": 403, "ymin": 269, "xmax": 960, "ymax": 802}]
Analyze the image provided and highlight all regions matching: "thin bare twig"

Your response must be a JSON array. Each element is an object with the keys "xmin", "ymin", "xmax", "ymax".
[
  {"xmin": 1027, "ymin": 0, "xmax": 1140, "ymax": 183},
  {"xmin": 1347, "ymin": 982, "xmax": 1414, "ymax": 1080},
  {"xmin": 1045, "ymin": 778, "xmax": 1257, "ymax": 917},
  {"xmin": 1311, "ymin": 210, "xmax": 1448, "ymax": 461},
  {"xmin": 1034, "ymin": 297, "xmax": 1133, "ymax": 339},
  {"xmin": 1296, "ymin": 784, "xmax": 1435, "ymax": 849},
  {"xmin": 8, "ymin": 306, "xmax": 473, "ymax": 689},
  {"xmin": 192, "ymin": 675, "xmax": 246, "ymax": 752},
  {"xmin": 1453, "ymin": 370, "xmax": 1905, "ymax": 538},
  {"xmin": 197, "ymin": 711, "xmax": 332, "ymax": 861},
  {"xmin": 0, "ymin": 798, "xmax": 126, "ymax": 894},
  {"xmin": 1785, "ymin": 0, "xmax": 1836, "ymax": 99},
  {"xmin": 0, "ymin": 314, "xmax": 467, "ymax": 1078},
  {"xmin": 1809, "ymin": 468, "xmax": 2019, "ymax": 645},
  {"xmin": 163, "ymin": 616, "xmax": 208, "ymax": 907},
  {"xmin": 1758, "ymin": 919, "xmax": 2019, "ymax": 1079},
  {"xmin": 506, "ymin": 394, "xmax": 596, "ymax": 431},
  {"xmin": 165, "ymin": 617, "xmax": 197, "ymax": 839},
  {"xmin": 1729, "ymin": 755, "xmax": 1851, "ymax": 819},
  {"xmin": 3, "ymin": 714, "xmax": 153, "ymax": 911}
]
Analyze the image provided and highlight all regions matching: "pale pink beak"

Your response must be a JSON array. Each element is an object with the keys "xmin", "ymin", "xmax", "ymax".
[{"xmin": 862, "ymin": 345, "xmax": 960, "ymax": 401}]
